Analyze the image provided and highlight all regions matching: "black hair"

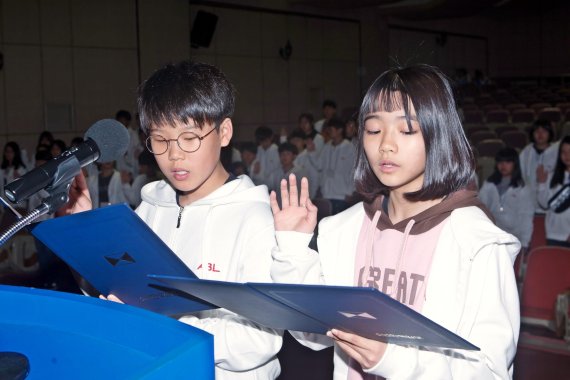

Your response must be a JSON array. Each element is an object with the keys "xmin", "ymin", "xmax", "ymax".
[
  {"xmin": 326, "ymin": 118, "xmax": 345, "ymax": 130},
  {"xmin": 254, "ymin": 125, "xmax": 274, "ymax": 144},
  {"xmin": 322, "ymin": 99, "xmax": 337, "ymax": 109},
  {"xmin": 240, "ymin": 141, "xmax": 257, "ymax": 155},
  {"xmin": 115, "ymin": 110, "xmax": 132, "ymax": 122},
  {"xmin": 354, "ymin": 64, "xmax": 475, "ymax": 201},
  {"xmin": 529, "ymin": 119, "xmax": 555, "ymax": 144},
  {"xmin": 35, "ymin": 150, "xmax": 52, "ymax": 162},
  {"xmin": 70, "ymin": 136, "xmax": 84, "ymax": 147},
  {"xmin": 298, "ymin": 113, "xmax": 314, "ymax": 124},
  {"xmin": 38, "ymin": 131, "xmax": 54, "ymax": 147},
  {"xmin": 2, "ymin": 141, "xmax": 26, "ymax": 170},
  {"xmin": 487, "ymin": 147, "xmax": 524, "ymax": 188},
  {"xmin": 550, "ymin": 135, "xmax": 570, "ymax": 188},
  {"xmin": 137, "ymin": 60, "xmax": 235, "ymax": 133},
  {"xmin": 278, "ymin": 142, "xmax": 299, "ymax": 155},
  {"xmin": 288, "ymin": 130, "xmax": 306, "ymax": 141},
  {"xmin": 50, "ymin": 140, "xmax": 67, "ymax": 154}
]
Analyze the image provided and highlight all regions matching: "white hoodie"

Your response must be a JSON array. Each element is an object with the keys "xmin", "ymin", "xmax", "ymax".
[{"xmin": 136, "ymin": 175, "xmax": 282, "ymax": 379}]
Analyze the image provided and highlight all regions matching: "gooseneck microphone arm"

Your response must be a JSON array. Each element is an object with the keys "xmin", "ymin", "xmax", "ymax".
[{"xmin": 0, "ymin": 179, "xmax": 76, "ymax": 247}]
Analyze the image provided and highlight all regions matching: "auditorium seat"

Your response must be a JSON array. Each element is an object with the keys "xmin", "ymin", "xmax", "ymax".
[
  {"xmin": 486, "ymin": 109, "xmax": 510, "ymax": 124},
  {"xmin": 476, "ymin": 138, "xmax": 505, "ymax": 158},
  {"xmin": 469, "ymin": 130, "xmax": 497, "ymax": 146},
  {"xmin": 512, "ymin": 108, "xmax": 536, "ymax": 124},
  {"xmin": 520, "ymin": 246, "xmax": 570, "ymax": 330},
  {"xmin": 500, "ymin": 130, "xmax": 528, "ymax": 151},
  {"xmin": 537, "ymin": 107, "xmax": 562, "ymax": 125}
]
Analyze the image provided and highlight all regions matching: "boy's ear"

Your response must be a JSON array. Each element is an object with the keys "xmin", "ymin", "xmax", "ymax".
[{"xmin": 218, "ymin": 118, "xmax": 233, "ymax": 147}]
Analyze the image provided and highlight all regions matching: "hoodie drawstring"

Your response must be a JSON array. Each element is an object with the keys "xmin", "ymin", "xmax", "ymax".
[
  {"xmin": 364, "ymin": 210, "xmax": 416, "ymax": 299},
  {"xmin": 176, "ymin": 206, "xmax": 184, "ymax": 228},
  {"xmin": 390, "ymin": 219, "xmax": 415, "ymax": 298}
]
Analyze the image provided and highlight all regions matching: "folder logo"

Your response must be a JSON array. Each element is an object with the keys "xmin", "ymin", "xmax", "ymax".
[
  {"xmin": 338, "ymin": 311, "xmax": 376, "ymax": 320},
  {"xmin": 104, "ymin": 252, "xmax": 136, "ymax": 267}
]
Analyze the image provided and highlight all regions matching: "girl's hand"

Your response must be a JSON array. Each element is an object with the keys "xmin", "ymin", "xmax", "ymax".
[
  {"xmin": 536, "ymin": 164, "xmax": 548, "ymax": 183},
  {"xmin": 327, "ymin": 329, "xmax": 387, "ymax": 370},
  {"xmin": 55, "ymin": 172, "xmax": 92, "ymax": 216},
  {"xmin": 270, "ymin": 174, "xmax": 317, "ymax": 234}
]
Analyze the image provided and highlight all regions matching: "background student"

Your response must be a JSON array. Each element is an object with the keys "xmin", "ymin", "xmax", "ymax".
[
  {"xmin": 270, "ymin": 64, "xmax": 520, "ymax": 379},
  {"xmin": 537, "ymin": 135, "xmax": 570, "ymax": 248},
  {"xmin": 60, "ymin": 60, "xmax": 282, "ymax": 379},
  {"xmin": 479, "ymin": 147, "xmax": 534, "ymax": 251}
]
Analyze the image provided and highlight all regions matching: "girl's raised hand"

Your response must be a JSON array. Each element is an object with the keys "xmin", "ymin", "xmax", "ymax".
[{"xmin": 270, "ymin": 174, "xmax": 318, "ymax": 234}]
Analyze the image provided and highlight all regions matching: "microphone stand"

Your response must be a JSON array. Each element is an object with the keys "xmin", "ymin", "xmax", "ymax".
[
  {"xmin": 0, "ymin": 185, "xmax": 72, "ymax": 247},
  {"xmin": 0, "ymin": 156, "xmax": 82, "ymax": 247}
]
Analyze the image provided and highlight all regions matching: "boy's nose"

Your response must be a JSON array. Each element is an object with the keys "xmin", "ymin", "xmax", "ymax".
[{"xmin": 167, "ymin": 142, "xmax": 185, "ymax": 160}]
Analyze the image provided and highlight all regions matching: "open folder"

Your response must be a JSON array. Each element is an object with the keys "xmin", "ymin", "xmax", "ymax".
[
  {"xmin": 29, "ymin": 203, "xmax": 215, "ymax": 316},
  {"xmin": 149, "ymin": 275, "xmax": 480, "ymax": 350}
]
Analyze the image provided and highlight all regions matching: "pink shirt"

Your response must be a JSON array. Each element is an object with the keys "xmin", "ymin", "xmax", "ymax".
[{"xmin": 348, "ymin": 210, "xmax": 449, "ymax": 380}]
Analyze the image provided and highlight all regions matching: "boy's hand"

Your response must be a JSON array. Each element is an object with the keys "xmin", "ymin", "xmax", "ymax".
[
  {"xmin": 55, "ymin": 172, "xmax": 92, "ymax": 216},
  {"xmin": 327, "ymin": 329, "xmax": 387, "ymax": 370},
  {"xmin": 270, "ymin": 174, "xmax": 317, "ymax": 234},
  {"xmin": 99, "ymin": 294, "xmax": 124, "ymax": 304}
]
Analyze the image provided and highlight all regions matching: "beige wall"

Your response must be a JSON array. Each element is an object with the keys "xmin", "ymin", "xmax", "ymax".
[{"xmin": 0, "ymin": 0, "xmax": 568, "ymax": 156}]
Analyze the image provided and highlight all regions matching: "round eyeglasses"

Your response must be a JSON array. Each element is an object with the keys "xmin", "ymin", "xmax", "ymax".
[{"xmin": 145, "ymin": 127, "xmax": 217, "ymax": 155}]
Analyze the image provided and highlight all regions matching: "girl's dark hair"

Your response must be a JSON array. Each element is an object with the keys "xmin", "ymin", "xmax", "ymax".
[
  {"xmin": 550, "ymin": 135, "xmax": 570, "ymax": 188},
  {"xmin": 529, "ymin": 119, "xmax": 555, "ymax": 144},
  {"xmin": 137, "ymin": 60, "xmax": 235, "ymax": 133},
  {"xmin": 51, "ymin": 139, "xmax": 67, "ymax": 154},
  {"xmin": 354, "ymin": 64, "xmax": 475, "ymax": 201},
  {"xmin": 38, "ymin": 131, "xmax": 54, "ymax": 147},
  {"xmin": 2, "ymin": 141, "xmax": 26, "ymax": 170},
  {"xmin": 487, "ymin": 147, "xmax": 524, "ymax": 188}
]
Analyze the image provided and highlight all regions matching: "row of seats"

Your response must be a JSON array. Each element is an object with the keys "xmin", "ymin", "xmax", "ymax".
[
  {"xmin": 514, "ymin": 213, "xmax": 570, "ymax": 366},
  {"xmin": 462, "ymin": 106, "xmax": 569, "ymax": 125}
]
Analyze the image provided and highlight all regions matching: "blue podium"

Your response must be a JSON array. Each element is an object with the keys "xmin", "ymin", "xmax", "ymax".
[{"xmin": 0, "ymin": 285, "xmax": 214, "ymax": 379}]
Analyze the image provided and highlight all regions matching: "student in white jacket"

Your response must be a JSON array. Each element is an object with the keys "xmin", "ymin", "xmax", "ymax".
[
  {"xmin": 87, "ymin": 161, "xmax": 128, "ymax": 208},
  {"xmin": 61, "ymin": 61, "xmax": 282, "ymax": 379},
  {"xmin": 479, "ymin": 147, "xmax": 534, "ymax": 249},
  {"xmin": 270, "ymin": 65, "xmax": 520, "ymax": 379},
  {"xmin": 519, "ymin": 119, "xmax": 556, "ymax": 213},
  {"xmin": 536, "ymin": 135, "xmax": 570, "ymax": 248}
]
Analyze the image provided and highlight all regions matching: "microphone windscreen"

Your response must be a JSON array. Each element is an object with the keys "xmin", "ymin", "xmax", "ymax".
[{"xmin": 84, "ymin": 119, "xmax": 130, "ymax": 163}]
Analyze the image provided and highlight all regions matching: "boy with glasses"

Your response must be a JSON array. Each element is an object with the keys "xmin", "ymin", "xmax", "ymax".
[{"xmin": 63, "ymin": 60, "xmax": 283, "ymax": 379}]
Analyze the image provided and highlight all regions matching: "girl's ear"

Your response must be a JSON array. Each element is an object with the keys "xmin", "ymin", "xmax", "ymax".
[{"xmin": 218, "ymin": 118, "xmax": 233, "ymax": 147}]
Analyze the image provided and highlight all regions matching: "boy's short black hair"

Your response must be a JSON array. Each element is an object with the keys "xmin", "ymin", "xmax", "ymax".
[
  {"xmin": 278, "ymin": 142, "xmax": 298, "ymax": 155},
  {"xmin": 288, "ymin": 130, "xmax": 306, "ymax": 141},
  {"xmin": 326, "ymin": 118, "xmax": 345, "ymax": 130},
  {"xmin": 115, "ymin": 110, "xmax": 132, "ymax": 122},
  {"xmin": 240, "ymin": 141, "xmax": 257, "ymax": 155},
  {"xmin": 254, "ymin": 125, "xmax": 274, "ymax": 143},
  {"xmin": 322, "ymin": 99, "xmax": 337, "ymax": 109},
  {"xmin": 137, "ymin": 60, "xmax": 235, "ymax": 133},
  {"xmin": 298, "ymin": 113, "xmax": 314, "ymax": 124},
  {"xmin": 529, "ymin": 119, "xmax": 555, "ymax": 143},
  {"xmin": 35, "ymin": 150, "xmax": 52, "ymax": 162}
]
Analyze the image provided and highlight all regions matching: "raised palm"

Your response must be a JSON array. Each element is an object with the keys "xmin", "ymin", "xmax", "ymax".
[{"xmin": 270, "ymin": 174, "xmax": 318, "ymax": 234}]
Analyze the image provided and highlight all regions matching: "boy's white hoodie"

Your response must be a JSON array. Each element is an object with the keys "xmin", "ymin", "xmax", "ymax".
[{"xmin": 136, "ymin": 175, "xmax": 282, "ymax": 379}]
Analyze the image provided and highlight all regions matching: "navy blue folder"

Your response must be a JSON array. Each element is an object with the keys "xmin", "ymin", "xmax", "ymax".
[
  {"xmin": 29, "ymin": 203, "xmax": 215, "ymax": 316},
  {"xmin": 149, "ymin": 275, "xmax": 480, "ymax": 350}
]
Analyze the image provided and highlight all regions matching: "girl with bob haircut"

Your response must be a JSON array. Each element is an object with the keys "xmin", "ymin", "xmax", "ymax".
[{"xmin": 270, "ymin": 64, "xmax": 520, "ymax": 379}]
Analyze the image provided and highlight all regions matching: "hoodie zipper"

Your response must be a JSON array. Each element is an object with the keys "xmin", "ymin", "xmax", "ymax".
[{"xmin": 176, "ymin": 206, "xmax": 184, "ymax": 228}]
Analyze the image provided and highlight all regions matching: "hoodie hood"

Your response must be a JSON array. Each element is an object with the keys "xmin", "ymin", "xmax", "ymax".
[
  {"xmin": 363, "ymin": 190, "xmax": 493, "ymax": 235},
  {"xmin": 140, "ymin": 175, "xmax": 270, "ymax": 208}
]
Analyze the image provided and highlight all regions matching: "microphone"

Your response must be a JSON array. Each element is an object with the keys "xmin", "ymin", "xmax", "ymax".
[{"xmin": 4, "ymin": 119, "xmax": 130, "ymax": 203}]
